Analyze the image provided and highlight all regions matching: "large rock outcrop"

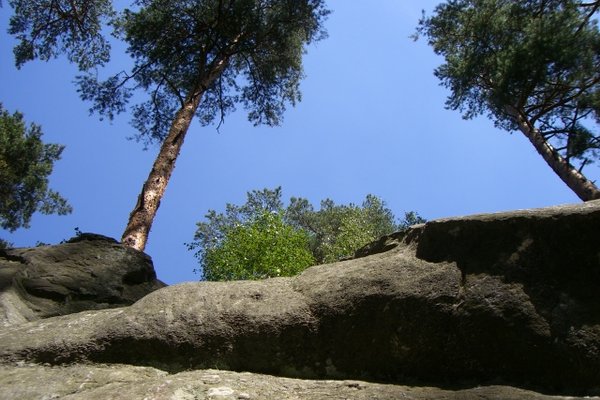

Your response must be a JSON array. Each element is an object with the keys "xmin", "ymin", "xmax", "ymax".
[
  {"xmin": 0, "ymin": 201, "xmax": 599, "ymax": 399},
  {"xmin": 0, "ymin": 364, "xmax": 584, "ymax": 400},
  {"xmin": 0, "ymin": 233, "xmax": 165, "ymax": 326}
]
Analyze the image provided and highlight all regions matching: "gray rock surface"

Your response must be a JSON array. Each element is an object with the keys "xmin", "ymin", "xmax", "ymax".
[
  {"xmin": 0, "ymin": 364, "xmax": 591, "ymax": 400},
  {"xmin": 0, "ymin": 233, "xmax": 165, "ymax": 326},
  {"xmin": 0, "ymin": 201, "xmax": 599, "ymax": 398}
]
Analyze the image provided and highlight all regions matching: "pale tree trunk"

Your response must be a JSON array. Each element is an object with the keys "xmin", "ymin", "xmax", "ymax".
[
  {"xmin": 121, "ymin": 92, "xmax": 202, "ymax": 251},
  {"xmin": 121, "ymin": 59, "xmax": 230, "ymax": 251},
  {"xmin": 506, "ymin": 106, "xmax": 600, "ymax": 202}
]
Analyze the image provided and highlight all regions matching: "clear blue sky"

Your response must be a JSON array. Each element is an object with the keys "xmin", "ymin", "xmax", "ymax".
[{"xmin": 1, "ymin": 1, "xmax": 597, "ymax": 284}]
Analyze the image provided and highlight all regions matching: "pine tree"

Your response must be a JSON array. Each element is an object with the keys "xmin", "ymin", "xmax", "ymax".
[
  {"xmin": 417, "ymin": 0, "xmax": 600, "ymax": 200},
  {"xmin": 0, "ymin": 103, "xmax": 71, "ymax": 232},
  {"xmin": 77, "ymin": 0, "xmax": 330, "ymax": 250}
]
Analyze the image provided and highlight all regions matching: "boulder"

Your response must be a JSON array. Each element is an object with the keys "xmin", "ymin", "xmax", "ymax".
[
  {"xmin": 0, "ymin": 202, "xmax": 599, "ymax": 397},
  {"xmin": 0, "ymin": 233, "xmax": 165, "ymax": 326}
]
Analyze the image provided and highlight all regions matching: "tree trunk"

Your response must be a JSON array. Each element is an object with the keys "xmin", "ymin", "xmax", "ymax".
[
  {"xmin": 120, "ymin": 53, "xmax": 233, "ymax": 251},
  {"xmin": 121, "ymin": 92, "xmax": 203, "ymax": 251},
  {"xmin": 506, "ymin": 106, "xmax": 600, "ymax": 201}
]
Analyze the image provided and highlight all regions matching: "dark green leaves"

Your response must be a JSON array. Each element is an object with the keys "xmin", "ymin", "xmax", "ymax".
[
  {"xmin": 77, "ymin": 73, "xmax": 133, "ymax": 121},
  {"xmin": 8, "ymin": 0, "xmax": 114, "ymax": 70},
  {"xmin": 417, "ymin": 0, "xmax": 600, "ymax": 170},
  {"xmin": 0, "ymin": 104, "xmax": 72, "ymax": 232},
  {"xmin": 78, "ymin": 0, "xmax": 329, "ymax": 145}
]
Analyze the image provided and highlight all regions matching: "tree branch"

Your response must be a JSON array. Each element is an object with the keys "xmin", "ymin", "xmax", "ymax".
[{"xmin": 576, "ymin": 1, "xmax": 600, "ymax": 35}]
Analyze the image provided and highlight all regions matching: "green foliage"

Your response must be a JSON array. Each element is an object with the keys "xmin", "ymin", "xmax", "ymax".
[
  {"xmin": 203, "ymin": 211, "xmax": 314, "ymax": 281},
  {"xmin": 417, "ymin": 0, "xmax": 600, "ymax": 169},
  {"xmin": 190, "ymin": 187, "xmax": 425, "ymax": 280},
  {"xmin": 77, "ymin": 0, "xmax": 330, "ymax": 146},
  {"xmin": 8, "ymin": 0, "xmax": 114, "ymax": 70},
  {"xmin": 0, "ymin": 238, "xmax": 13, "ymax": 250},
  {"xmin": 190, "ymin": 187, "xmax": 295, "ymax": 280},
  {"xmin": 288, "ymin": 196, "xmax": 388, "ymax": 263},
  {"xmin": 400, "ymin": 211, "xmax": 427, "ymax": 229},
  {"xmin": 287, "ymin": 194, "xmax": 425, "ymax": 264},
  {"xmin": 0, "ymin": 103, "xmax": 72, "ymax": 232}
]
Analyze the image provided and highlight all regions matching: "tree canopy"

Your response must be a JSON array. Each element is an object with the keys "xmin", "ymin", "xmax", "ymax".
[
  {"xmin": 417, "ymin": 0, "xmax": 600, "ymax": 200},
  {"xmin": 190, "ymin": 187, "xmax": 425, "ymax": 280},
  {"xmin": 78, "ymin": 0, "xmax": 330, "ymax": 145},
  {"xmin": 8, "ymin": 0, "xmax": 114, "ymax": 71},
  {"xmin": 202, "ymin": 210, "xmax": 314, "ymax": 281},
  {"xmin": 0, "ymin": 103, "xmax": 72, "ymax": 233},
  {"xmin": 286, "ymin": 194, "xmax": 424, "ymax": 264}
]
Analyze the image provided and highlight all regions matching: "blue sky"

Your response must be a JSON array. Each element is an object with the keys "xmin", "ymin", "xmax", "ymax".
[{"xmin": 1, "ymin": 1, "xmax": 597, "ymax": 284}]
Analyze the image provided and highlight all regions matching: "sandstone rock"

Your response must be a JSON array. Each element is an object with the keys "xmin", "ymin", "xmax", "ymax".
[
  {"xmin": 0, "ymin": 202, "xmax": 599, "ymax": 396},
  {"xmin": 0, "ymin": 233, "xmax": 165, "ymax": 326},
  {"xmin": 0, "ymin": 364, "xmax": 593, "ymax": 400}
]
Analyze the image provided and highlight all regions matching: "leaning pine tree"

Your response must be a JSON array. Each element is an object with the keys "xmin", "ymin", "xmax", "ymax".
[
  {"xmin": 77, "ymin": 0, "xmax": 329, "ymax": 251},
  {"xmin": 417, "ymin": 0, "xmax": 600, "ymax": 201}
]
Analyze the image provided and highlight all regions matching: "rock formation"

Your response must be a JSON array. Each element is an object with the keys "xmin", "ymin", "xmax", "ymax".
[
  {"xmin": 1, "ymin": 202, "xmax": 599, "ymax": 399},
  {"xmin": 0, "ymin": 364, "xmax": 584, "ymax": 400},
  {"xmin": 0, "ymin": 233, "xmax": 165, "ymax": 326}
]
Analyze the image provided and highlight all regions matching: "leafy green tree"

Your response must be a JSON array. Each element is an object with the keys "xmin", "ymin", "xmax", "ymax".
[
  {"xmin": 193, "ymin": 187, "xmax": 285, "ymax": 253},
  {"xmin": 7, "ymin": 0, "xmax": 114, "ymax": 71},
  {"xmin": 202, "ymin": 211, "xmax": 314, "ymax": 281},
  {"xmin": 0, "ymin": 103, "xmax": 72, "ymax": 232},
  {"xmin": 74, "ymin": 0, "xmax": 329, "ymax": 251},
  {"xmin": 190, "ymin": 187, "xmax": 425, "ymax": 279},
  {"xmin": 417, "ymin": 0, "xmax": 600, "ymax": 201},
  {"xmin": 287, "ymin": 194, "xmax": 424, "ymax": 263},
  {"xmin": 190, "ymin": 187, "xmax": 289, "ymax": 277}
]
